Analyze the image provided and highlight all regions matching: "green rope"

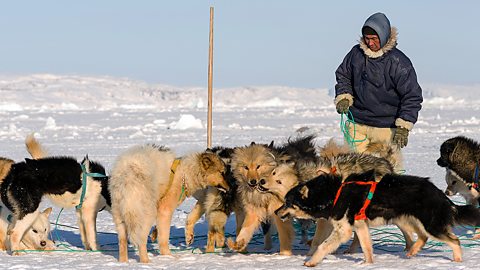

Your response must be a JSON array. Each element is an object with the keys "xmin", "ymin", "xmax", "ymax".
[
  {"xmin": 340, "ymin": 110, "xmax": 367, "ymax": 151},
  {"xmin": 18, "ymin": 209, "xmax": 480, "ymax": 254}
]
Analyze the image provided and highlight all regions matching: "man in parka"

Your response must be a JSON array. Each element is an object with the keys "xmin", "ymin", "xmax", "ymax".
[{"xmin": 334, "ymin": 12, "xmax": 423, "ymax": 171}]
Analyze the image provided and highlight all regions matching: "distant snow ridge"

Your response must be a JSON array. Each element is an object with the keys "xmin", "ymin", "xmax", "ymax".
[
  {"xmin": 0, "ymin": 74, "xmax": 478, "ymax": 111},
  {"xmin": 0, "ymin": 74, "xmax": 332, "ymax": 110}
]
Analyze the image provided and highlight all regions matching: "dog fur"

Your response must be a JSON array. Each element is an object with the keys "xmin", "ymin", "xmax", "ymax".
[
  {"xmin": 1, "ymin": 154, "xmax": 107, "ymax": 253},
  {"xmin": 317, "ymin": 151, "xmax": 394, "ymax": 183},
  {"xmin": 444, "ymin": 169, "xmax": 480, "ymax": 206},
  {"xmin": 437, "ymin": 136, "xmax": 480, "ymax": 184},
  {"xmin": 186, "ymin": 135, "xmax": 318, "ymax": 253},
  {"xmin": 184, "ymin": 146, "xmax": 240, "ymax": 252},
  {"xmin": 109, "ymin": 144, "xmax": 229, "ymax": 263},
  {"xmin": 226, "ymin": 142, "xmax": 297, "ymax": 255},
  {"xmin": 276, "ymin": 171, "xmax": 480, "ymax": 266},
  {"xmin": 25, "ymin": 134, "xmax": 111, "ymax": 251},
  {"xmin": 1, "ymin": 206, "xmax": 54, "ymax": 251},
  {"xmin": 0, "ymin": 135, "xmax": 55, "ymax": 252},
  {"xmin": 257, "ymin": 161, "xmax": 316, "ymax": 244}
]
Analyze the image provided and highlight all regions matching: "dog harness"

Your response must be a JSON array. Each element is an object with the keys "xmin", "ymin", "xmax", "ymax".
[
  {"xmin": 333, "ymin": 180, "xmax": 378, "ymax": 221},
  {"xmin": 167, "ymin": 158, "xmax": 188, "ymax": 202},
  {"xmin": 77, "ymin": 163, "xmax": 108, "ymax": 210}
]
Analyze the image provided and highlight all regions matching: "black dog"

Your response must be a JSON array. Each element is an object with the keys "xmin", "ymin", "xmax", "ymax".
[
  {"xmin": 437, "ymin": 136, "xmax": 480, "ymax": 184},
  {"xmin": 276, "ymin": 171, "xmax": 480, "ymax": 266},
  {"xmin": 1, "ymin": 156, "xmax": 108, "ymax": 252}
]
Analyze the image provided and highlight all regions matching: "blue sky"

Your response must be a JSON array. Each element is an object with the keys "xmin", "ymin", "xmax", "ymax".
[{"xmin": 0, "ymin": 1, "xmax": 478, "ymax": 88}]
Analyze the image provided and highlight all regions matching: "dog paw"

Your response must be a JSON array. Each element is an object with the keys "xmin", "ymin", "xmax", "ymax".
[
  {"xmin": 279, "ymin": 250, "xmax": 292, "ymax": 256},
  {"xmin": 205, "ymin": 245, "xmax": 215, "ymax": 253},
  {"xmin": 406, "ymin": 251, "xmax": 417, "ymax": 258},
  {"xmin": 453, "ymin": 257, "xmax": 462, "ymax": 262},
  {"xmin": 12, "ymin": 251, "xmax": 23, "ymax": 256},
  {"xmin": 304, "ymin": 260, "xmax": 317, "ymax": 267},
  {"xmin": 226, "ymin": 238, "xmax": 246, "ymax": 252}
]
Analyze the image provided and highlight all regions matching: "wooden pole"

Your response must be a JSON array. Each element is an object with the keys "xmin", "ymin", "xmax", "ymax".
[{"xmin": 207, "ymin": 7, "xmax": 214, "ymax": 149}]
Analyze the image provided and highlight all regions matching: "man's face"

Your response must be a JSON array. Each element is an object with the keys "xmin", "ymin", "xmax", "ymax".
[{"xmin": 364, "ymin": 34, "xmax": 381, "ymax": 52}]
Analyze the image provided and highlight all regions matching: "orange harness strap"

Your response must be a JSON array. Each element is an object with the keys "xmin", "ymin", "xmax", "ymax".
[{"xmin": 333, "ymin": 181, "xmax": 378, "ymax": 221}]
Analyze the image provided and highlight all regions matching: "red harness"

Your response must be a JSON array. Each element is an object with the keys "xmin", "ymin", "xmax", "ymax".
[{"xmin": 333, "ymin": 180, "xmax": 378, "ymax": 220}]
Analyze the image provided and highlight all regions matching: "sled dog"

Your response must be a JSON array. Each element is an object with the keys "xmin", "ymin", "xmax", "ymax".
[
  {"xmin": 183, "ymin": 146, "xmax": 240, "ymax": 252},
  {"xmin": 2, "ymin": 153, "xmax": 107, "ymax": 253},
  {"xmin": 109, "ymin": 144, "xmax": 229, "ymax": 263},
  {"xmin": 437, "ymin": 136, "xmax": 480, "ymax": 185},
  {"xmin": 276, "ymin": 171, "xmax": 480, "ymax": 266},
  {"xmin": 226, "ymin": 142, "xmax": 296, "ymax": 255},
  {"xmin": 0, "ymin": 135, "xmax": 56, "ymax": 251}
]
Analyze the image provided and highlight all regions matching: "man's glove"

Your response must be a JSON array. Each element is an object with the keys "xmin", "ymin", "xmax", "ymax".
[
  {"xmin": 336, "ymin": 98, "xmax": 350, "ymax": 114},
  {"xmin": 393, "ymin": 127, "xmax": 409, "ymax": 148}
]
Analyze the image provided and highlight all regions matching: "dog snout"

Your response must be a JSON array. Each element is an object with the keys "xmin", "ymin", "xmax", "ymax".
[
  {"xmin": 259, "ymin": 179, "xmax": 266, "ymax": 185},
  {"xmin": 40, "ymin": 241, "xmax": 46, "ymax": 247},
  {"xmin": 437, "ymin": 157, "xmax": 447, "ymax": 167},
  {"xmin": 248, "ymin": 179, "xmax": 257, "ymax": 187}
]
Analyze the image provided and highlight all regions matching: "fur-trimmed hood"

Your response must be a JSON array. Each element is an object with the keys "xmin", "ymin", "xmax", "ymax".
[{"xmin": 359, "ymin": 27, "xmax": 398, "ymax": 59}]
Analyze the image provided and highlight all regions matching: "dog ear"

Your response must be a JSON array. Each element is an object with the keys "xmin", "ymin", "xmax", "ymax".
[
  {"xmin": 43, "ymin": 207, "xmax": 53, "ymax": 216},
  {"xmin": 300, "ymin": 185, "xmax": 309, "ymax": 199},
  {"xmin": 316, "ymin": 168, "xmax": 329, "ymax": 175},
  {"xmin": 268, "ymin": 141, "xmax": 275, "ymax": 149},
  {"xmin": 81, "ymin": 155, "xmax": 90, "ymax": 165},
  {"xmin": 286, "ymin": 160, "xmax": 296, "ymax": 168},
  {"xmin": 201, "ymin": 154, "xmax": 214, "ymax": 170}
]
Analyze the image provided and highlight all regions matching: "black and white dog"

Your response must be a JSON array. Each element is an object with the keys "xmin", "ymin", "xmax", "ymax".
[
  {"xmin": 276, "ymin": 170, "xmax": 480, "ymax": 267},
  {"xmin": 1, "ymin": 156, "xmax": 109, "ymax": 253}
]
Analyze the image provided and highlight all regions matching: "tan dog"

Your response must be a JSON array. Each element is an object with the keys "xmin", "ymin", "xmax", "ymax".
[
  {"xmin": 109, "ymin": 145, "xmax": 229, "ymax": 263},
  {"xmin": 183, "ymin": 146, "xmax": 238, "ymax": 253},
  {"xmin": 227, "ymin": 143, "xmax": 295, "ymax": 255}
]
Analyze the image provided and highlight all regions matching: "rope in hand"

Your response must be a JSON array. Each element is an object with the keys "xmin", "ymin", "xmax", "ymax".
[{"xmin": 340, "ymin": 110, "xmax": 367, "ymax": 151}]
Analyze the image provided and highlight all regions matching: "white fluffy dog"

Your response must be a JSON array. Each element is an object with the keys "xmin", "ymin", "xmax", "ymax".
[{"xmin": 109, "ymin": 144, "xmax": 229, "ymax": 263}]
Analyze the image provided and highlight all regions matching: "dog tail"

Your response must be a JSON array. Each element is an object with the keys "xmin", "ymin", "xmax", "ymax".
[
  {"xmin": 25, "ymin": 133, "xmax": 48, "ymax": 159},
  {"xmin": 454, "ymin": 204, "xmax": 480, "ymax": 227}
]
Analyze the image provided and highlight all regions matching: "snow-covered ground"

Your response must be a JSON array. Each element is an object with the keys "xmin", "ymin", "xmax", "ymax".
[{"xmin": 0, "ymin": 74, "xmax": 479, "ymax": 269}]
